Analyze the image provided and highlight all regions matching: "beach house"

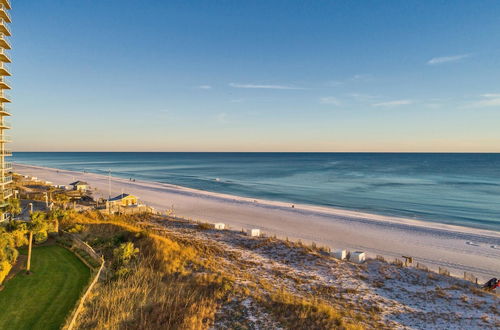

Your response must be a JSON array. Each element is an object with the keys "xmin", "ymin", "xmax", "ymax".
[
  {"xmin": 69, "ymin": 181, "xmax": 89, "ymax": 192},
  {"xmin": 108, "ymin": 193, "xmax": 138, "ymax": 207},
  {"xmin": 0, "ymin": 0, "xmax": 12, "ymax": 221}
]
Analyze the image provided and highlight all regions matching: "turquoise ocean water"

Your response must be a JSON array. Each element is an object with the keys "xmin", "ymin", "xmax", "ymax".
[{"xmin": 12, "ymin": 152, "xmax": 500, "ymax": 231}]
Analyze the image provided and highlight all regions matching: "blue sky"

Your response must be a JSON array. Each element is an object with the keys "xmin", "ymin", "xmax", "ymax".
[{"xmin": 9, "ymin": 0, "xmax": 500, "ymax": 151}]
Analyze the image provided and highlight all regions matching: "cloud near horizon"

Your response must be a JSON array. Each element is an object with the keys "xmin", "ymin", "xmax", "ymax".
[
  {"xmin": 372, "ymin": 100, "xmax": 413, "ymax": 107},
  {"xmin": 198, "ymin": 85, "xmax": 212, "ymax": 89},
  {"xmin": 472, "ymin": 93, "xmax": 500, "ymax": 107},
  {"xmin": 229, "ymin": 83, "xmax": 306, "ymax": 90},
  {"xmin": 427, "ymin": 54, "xmax": 470, "ymax": 65}
]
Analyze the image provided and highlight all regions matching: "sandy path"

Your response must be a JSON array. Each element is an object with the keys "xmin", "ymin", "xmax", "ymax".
[{"xmin": 14, "ymin": 163, "xmax": 500, "ymax": 281}]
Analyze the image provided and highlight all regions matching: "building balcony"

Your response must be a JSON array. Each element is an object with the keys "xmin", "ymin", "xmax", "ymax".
[
  {"xmin": 0, "ymin": 121, "xmax": 11, "ymax": 129},
  {"xmin": 0, "ymin": 19, "xmax": 10, "ymax": 37},
  {"xmin": 0, "ymin": 134, "xmax": 10, "ymax": 142},
  {"xmin": 2, "ymin": 189, "xmax": 13, "ymax": 201},
  {"xmin": 0, "ymin": 93, "xmax": 10, "ymax": 103},
  {"xmin": 0, "ymin": 162, "xmax": 12, "ymax": 171},
  {"xmin": 0, "ymin": 48, "xmax": 10, "ymax": 63},
  {"xmin": 0, "ymin": 5, "xmax": 11, "ymax": 24},
  {"xmin": 0, "ymin": 35, "xmax": 10, "ymax": 50},
  {"xmin": 0, "ymin": 106, "xmax": 11, "ymax": 116},
  {"xmin": 0, "ymin": 1, "xmax": 10, "ymax": 11},
  {"xmin": 0, "ymin": 64, "xmax": 10, "ymax": 76},
  {"xmin": 0, "ymin": 79, "xmax": 10, "ymax": 89},
  {"xmin": 0, "ymin": 150, "xmax": 11, "ymax": 156},
  {"xmin": 0, "ymin": 175, "xmax": 12, "ymax": 184}
]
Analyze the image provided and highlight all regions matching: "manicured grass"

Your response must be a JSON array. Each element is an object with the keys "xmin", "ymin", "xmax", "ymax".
[{"xmin": 0, "ymin": 245, "xmax": 91, "ymax": 330}]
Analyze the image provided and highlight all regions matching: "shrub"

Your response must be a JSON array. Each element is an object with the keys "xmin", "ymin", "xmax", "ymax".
[
  {"xmin": 10, "ymin": 229, "xmax": 28, "ymax": 248},
  {"xmin": 56, "ymin": 236, "xmax": 73, "ymax": 248},
  {"xmin": 0, "ymin": 260, "xmax": 12, "ymax": 284},
  {"xmin": 34, "ymin": 231, "xmax": 48, "ymax": 244},
  {"xmin": 113, "ymin": 242, "xmax": 139, "ymax": 266},
  {"xmin": 68, "ymin": 224, "xmax": 86, "ymax": 233},
  {"xmin": 197, "ymin": 222, "xmax": 213, "ymax": 230}
]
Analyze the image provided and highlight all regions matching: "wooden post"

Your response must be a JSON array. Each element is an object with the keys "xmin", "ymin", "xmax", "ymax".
[{"xmin": 26, "ymin": 231, "xmax": 33, "ymax": 274}]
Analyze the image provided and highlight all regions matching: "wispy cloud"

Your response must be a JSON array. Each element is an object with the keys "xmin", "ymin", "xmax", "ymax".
[
  {"xmin": 229, "ymin": 83, "xmax": 306, "ymax": 90},
  {"xmin": 349, "ymin": 93, "xmax": 378, "ymax": 101},
  {"xmin": 350, "ymin": 74, "xmax": 373, "ymax": 82},
  {"xmin": 471, "ymin": 93, "xmax": 500, "ymax": 107},
  {"xmin": 198, "ymin": 85, "xmax": 212, "ymax": 89},
  {"xmin": 319, "ymin": 97, "xmax": 341, "ymax": 105},
  {"xmin": 372, "ymin": 100, "xmax": 413, "ymax": 107},
  {"xmin": 427, "ymin": 54, "xmax": 470, "ymax": 65}
]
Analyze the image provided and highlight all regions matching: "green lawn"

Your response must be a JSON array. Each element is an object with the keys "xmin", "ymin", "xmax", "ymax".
[{"xmin": 0, "ymin": 245, "xmax": 91, "ymax": 330}]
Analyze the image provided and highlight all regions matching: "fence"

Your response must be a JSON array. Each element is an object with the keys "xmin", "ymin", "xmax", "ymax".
[
  {"xmin": 382, "ymin": 255, "xmax": 482, "ymax": 286},
  {"xmin": 464, "ymin": 271, "xmax": 479, "ymax": 284},
  {"xmin": 59, "ymin": 232, "xmax": 105, "ymax": 330}
]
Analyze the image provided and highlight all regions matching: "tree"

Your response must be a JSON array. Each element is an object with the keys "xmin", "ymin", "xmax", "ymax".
[
  {"xmin": 6, "ymin": 198, "xmax": 21, "ymax": 218},
  {"xmin": 47, "ymin": 209, "xmax": 69, "ymax": 233},
  {"xmin": 0, "ymin": 232, "xmax": 18, "ymax": 283},
  {"xmin": 25, "ymin": 212, "xmax": 49, "ymax": 274},
  {"xmin": 53, "ymin": 193, "xmax": 70, "ymax": 209}
]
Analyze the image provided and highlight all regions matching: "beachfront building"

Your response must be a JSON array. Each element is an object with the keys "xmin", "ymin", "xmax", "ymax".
[
  {"xmin": 69, "ymin": 180, "xmax": 89, "ymax": 192},
  {"xmin": 108, "ymin": 193, "xmax": 138, "ymax": 207},
  {"xmin": 105, "ymin": 193, "xmax": 152, "ymax": 215},
  {"xmin": 0, "ymin": 0, "xmax": 12, "ymax": 221}
]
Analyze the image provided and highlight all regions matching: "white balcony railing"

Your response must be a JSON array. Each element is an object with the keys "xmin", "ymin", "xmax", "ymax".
[
  {"xmin": 1, "ymin": 162, "xmax": 12, "ymax": 170},
  {"xmin": 0, "ymin": 175, "xmax": 12, "ymax": 183}
]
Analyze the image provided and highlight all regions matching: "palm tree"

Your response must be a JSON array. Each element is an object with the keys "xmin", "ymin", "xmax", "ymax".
[
  {"xmin": 53, "ymin": 193, "xmax": 70, "ymax": 209},
  {"xmin": 25, "ymin": 212, "xmax": 48, "ymax": 274},
  {"xmin": 6, "ymin": 198, "xmax": 21, "ymax": 218}
]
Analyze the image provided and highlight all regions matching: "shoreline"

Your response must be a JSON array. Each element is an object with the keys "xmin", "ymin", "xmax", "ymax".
[{"xmin": 14, "ymin": 163, "xmax": 500, "ymax": 280}]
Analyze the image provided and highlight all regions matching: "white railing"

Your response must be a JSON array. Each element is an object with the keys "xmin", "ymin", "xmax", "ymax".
[
  {"xmin": 0, "ymin": 78, "xmax": 10, "ymax": 87},
  {"xmin": 1, "ymin": 162, "xmax": 12, "ymax": 170},
  {"xmin": 0, "ymin": 175, "xmax": 12, "ymax": 183}
]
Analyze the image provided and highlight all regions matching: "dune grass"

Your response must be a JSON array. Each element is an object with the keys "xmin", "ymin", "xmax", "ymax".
[{"xmin": 0, "ymin": 245, "xmax": 91, "ymax": 330}]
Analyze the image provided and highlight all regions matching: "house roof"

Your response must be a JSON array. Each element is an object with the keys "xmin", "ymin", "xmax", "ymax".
[
  {"xmin": 70, "ymin": 181, "xmax": 88, "ymax": 186},
  {"xmin": 109, "ymin": 193, "xmax": 136, "ymax": 202}
]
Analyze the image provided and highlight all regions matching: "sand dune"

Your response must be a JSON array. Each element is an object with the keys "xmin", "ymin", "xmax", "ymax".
[{"xmin": 15, "ymin": 163, "xmax": 500, "ymax": 281}]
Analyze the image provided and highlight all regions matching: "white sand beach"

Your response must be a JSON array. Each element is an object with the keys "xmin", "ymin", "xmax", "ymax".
[{"xmin": 15, "ymin": 163, "xmax": 500, "ymax": 281}]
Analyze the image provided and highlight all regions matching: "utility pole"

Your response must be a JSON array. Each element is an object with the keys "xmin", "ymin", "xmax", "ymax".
[{"xmin": 108, "ymin": 169, "xmax": 111, "ymax": 200}]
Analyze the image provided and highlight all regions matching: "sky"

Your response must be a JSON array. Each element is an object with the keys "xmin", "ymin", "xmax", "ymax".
[{"xmin": 8, "ymin": 0, "xmax": 500, "ymax": 152}]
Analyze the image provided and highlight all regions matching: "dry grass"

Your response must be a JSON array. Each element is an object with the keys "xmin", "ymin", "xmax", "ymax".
[
  {"xmin": 70, "ymin": 212, "xmax": 231, "ymax": 329},
  {"xmin": 66, "ymin": 211, "xmax": 367, "ymax": 329}
]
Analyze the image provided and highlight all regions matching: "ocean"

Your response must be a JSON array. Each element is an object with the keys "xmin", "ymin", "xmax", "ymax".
[{"xmin": 12, "ymin": 152, "xmax": 500, "ymax": 231}]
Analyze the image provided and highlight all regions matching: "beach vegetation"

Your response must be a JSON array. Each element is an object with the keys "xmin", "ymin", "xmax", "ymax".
[
  {"xmin": 197, "ymin": 222, "xmax": 213, "ymax": 230},
  {"xmin": 7, "ymin": 198, "xmax": 21, "ymax": 216},
  {"xmin": 57, "ymin": 211, "xmax": 371, "ymax": 329}
]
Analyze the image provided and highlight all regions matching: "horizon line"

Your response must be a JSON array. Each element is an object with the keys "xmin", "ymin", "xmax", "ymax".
[{"xmin": 11, "ymin": 151, "xmax": 500, "ymax": 154}]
